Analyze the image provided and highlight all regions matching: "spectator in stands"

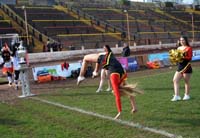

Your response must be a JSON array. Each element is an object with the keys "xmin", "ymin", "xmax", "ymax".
[
  {"xmin": 43, "ymin": 43, "xmax": 47, "ymax": 52},
  {"xmin": 52, "ymin": 42, "xmax": 57, "ymax": 52},
  {"xmin": 171, "ymin": 36, "xmax": 193, "ymax": 101},
  {"xmin": 58, "ymin": 43, "xmax": 62, "ymax": 51},
  {"xmin": 121, "ymin": 42, "xmax": 130, "ymax": 57},
  {"xmin": 46, "ymin": 39, "xmax": 51, "ymax": 52},
  {"xmin": 100, "ymin": 45, "xmax": 137, "ymax": 119}
]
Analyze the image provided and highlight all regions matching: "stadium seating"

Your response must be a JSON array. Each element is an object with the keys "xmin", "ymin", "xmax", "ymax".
[{"xmin": 1, "ymin": 0, "xmax": 200, "ymax": 52}]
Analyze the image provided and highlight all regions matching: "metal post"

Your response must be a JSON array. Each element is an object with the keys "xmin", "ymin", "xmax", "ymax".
[
  {"xmin": 17, "ymin": 41, "xmax": 34, "ymax": 98},
  {"xmin": 22, "ymin": 6, "xmax": 29, "ymax": 45},
  {"xmin": 191, "ymin": 13, "xmax": 195, "ymax": 42},
  {"xmin": 124, "ymin": 10, "xmax": 131, "ymax": 46},
  {"xmin": 19, "ymin": 66, "xmax": 32, "ymax": 98}
]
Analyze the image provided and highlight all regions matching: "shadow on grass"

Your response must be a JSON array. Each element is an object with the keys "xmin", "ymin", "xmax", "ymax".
[
  {"xmin": 38, "ymin": 91, "xmax": 110, "ymax": 97},
  {"xmin": 0, "ymin": 118, "xmax": 25, "ymax": 126},
  {"xmin": 167, "ymin": 117, "xmax": 200, "ymax": 127},
  {"xmin": 144, "ymin": 87, "xmax": 173, "ymax": 91},
  {"xmin": 144, "ymin": 86, "xmax": 198, "ymax": 92}
]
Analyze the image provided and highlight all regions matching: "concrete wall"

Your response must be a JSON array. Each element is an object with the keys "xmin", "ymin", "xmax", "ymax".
[{"xmin": 28, "ymin": 42, "xmax": 200, "ymax": 66}]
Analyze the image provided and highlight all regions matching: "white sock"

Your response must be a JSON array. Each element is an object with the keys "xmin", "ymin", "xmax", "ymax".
[{"xmin": 7, "ymin": 76, "xmax": 12, "ymax": 83}]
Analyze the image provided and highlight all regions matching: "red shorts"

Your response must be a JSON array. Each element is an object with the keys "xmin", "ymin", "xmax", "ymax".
[{"xmin": 2, "ymin": 67, "xmax": 13, "ymax": 75}]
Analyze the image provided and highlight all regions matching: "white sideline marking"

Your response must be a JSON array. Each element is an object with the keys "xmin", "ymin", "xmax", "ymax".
[{"xmin": 31, "ymin": 97, "xmax": 182, "ymax": 138}]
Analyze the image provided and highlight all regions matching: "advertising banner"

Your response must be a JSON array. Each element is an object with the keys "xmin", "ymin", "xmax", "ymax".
[
  {"xmin": 32, "ymin": 57, "xmax": 139, "ymax": 83},
  {"xmin": 147, "ymin": 50, "xmax": 200, "ymax": 69},
  {"xmin": 117, "ymin": 57, "xmax": 129, "ymax": 70},
  {"xmin": 147, "ymin": 52, "xmax": 170, "ymax": 69},
  {"xmin": 192, "ymin": 50, "xmax": 200, "ymax": 61},
  {"xmin": 117, "ymin": 57, "xmax": 138, "ymax": 72},
  {"xmin": 32, "ymin": 62, "xmax": 81, "ymax": 82}
]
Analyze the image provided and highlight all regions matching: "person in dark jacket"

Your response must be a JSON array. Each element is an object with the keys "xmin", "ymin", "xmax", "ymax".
[{"xmin": 121, "ymin": 43, "xmax": 130, "ymax": 57}]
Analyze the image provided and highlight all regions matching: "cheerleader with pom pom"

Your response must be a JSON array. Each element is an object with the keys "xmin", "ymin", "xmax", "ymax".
[{"xmin": 171, "ymin": 36, "xmax": 193, "ymax": 101}]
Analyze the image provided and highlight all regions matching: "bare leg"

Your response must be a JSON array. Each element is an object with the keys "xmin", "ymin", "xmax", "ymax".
[
  {"xmin": 7, "ymin": 72, "xmax": 13, "ymax": 86},
  {"xmin": 183, "ymin": 73, "xmax": 192, "ymax": 95},
  {"xmin": 96, "ymin": 69, "xmax": 105, "ymax": 92},
  {"xmin": 79, "ymin": 60, "xmax": 88, "ymax": 77},
  {"xmin": 173, "ymin": 71, "xmax": 182, "ymax": 96},
  {"xmin": 105, "ymin": 70, "xmax": 111, "ymax": 91},
  {"xmin": 77, "ymin": 54, "xmax": 99, "ymax": 85},
  {"xmin": 79, "ymin": 54, "xmax": 99, "ymax": 77},
  {"xmin": 106, "ymin": 80, "xmax": 112, "ymax": 91},
  {"xmin": 92, "ymin": 52, "xmax": 106, "ymax": 78},
  {"xmin": 129, "ymin": 96, "xmax": 137, "ymax": 113}
]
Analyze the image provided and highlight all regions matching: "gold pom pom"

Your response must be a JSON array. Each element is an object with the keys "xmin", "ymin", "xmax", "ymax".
[{"xmin": 169, "ymin": 49, "xmax": 184, "ymax": 65}]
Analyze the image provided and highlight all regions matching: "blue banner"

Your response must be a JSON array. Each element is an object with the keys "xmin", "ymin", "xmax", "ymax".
[
  {"xmin": 192, "ymin": 50, "xmax": 200, "ymax": 61},
  {"xmin": 0, "ymin": 0, "xmax": 16, "ymax": 4}
]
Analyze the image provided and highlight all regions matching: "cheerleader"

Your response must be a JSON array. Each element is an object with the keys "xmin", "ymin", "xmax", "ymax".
[
  {"xmin": 101, "ymin": 45, "xmax": 137, "ymax": 119},
  {"xmin": 11, "ymin": 45, "xmax": 21, "ymax": 90},
  {"xmin": 171, "ymin": 36, "xmax": 193, "ymax": 101},
  {"xmin": 0, "ymin": 44, "xmax": 13, "ymax": 86},
  {"xmin": 77, "ymin": 52, "xmax": 105, "ymax": 85},
  {"xmin": 77, "ymin": 52, "xmax": 111, "ymax": 92}
]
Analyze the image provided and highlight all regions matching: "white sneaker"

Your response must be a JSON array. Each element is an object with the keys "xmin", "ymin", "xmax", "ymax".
[
  {"xmin": 92, "ymin": 71, "xmax": 99, "ymax": 78},
  {"xmin": 8, "ymin": 82, "xmax": 12, "ymax": 87},
  {"xmin": 106, "ymin": 88, "xmax": 112, "ymax": 92},
  {"xmin": 77, "ymin": 76, "xmax": 85, "ymax": 85},
  {"xmin": 15, "ymin": 85, "xmax": 19, "ymax": 90},
  {"xmin": 183, "ymin": 95, "xmax": 190, "ymax": 100},
  {"xmin": 171, "ymin": 95, "xmax": 181, "ymax": 101},
  {"xmin": 96, "ymin": 89, "xmax": 103, "ymax": 93}
]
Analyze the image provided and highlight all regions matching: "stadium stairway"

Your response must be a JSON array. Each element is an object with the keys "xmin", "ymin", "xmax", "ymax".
[
  {"xmin": 153, "ymin": 8, "xmax": 190, "ymax": 40},
  {"xmin": 54, "ymin": 5, "xmax": 122, "ymax": 41},
  {"xmin": 185, "ymin": 8, "xmax": 200, "ymax": 15},
  {"xmin": 154, "ymin": 8, "xmax": 190, "ymax": 26}
]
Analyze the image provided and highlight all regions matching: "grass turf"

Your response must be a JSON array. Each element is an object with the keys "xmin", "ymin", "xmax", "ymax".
[{"xmin": 0, "ymin": 66, "xmax": 200, "ymax": 138}]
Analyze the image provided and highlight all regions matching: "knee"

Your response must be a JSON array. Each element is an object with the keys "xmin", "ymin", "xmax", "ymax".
[
  {"xmin": 101, "ymin": 75, "xmax": 106, "ymax": 80},
  {"xmin": 173, "ymin": 77, "xmax": 179, "ymax": 84},
  {"xmin": 83, "ymin": 56, "xmax": 87, "ymax": 62},
  {"xmin": 184, "ymin": 79, "xmax": 190, "ymax": 84}
]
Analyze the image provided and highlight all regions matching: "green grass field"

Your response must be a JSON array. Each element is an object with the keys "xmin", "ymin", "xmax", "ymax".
[
  {"xmin": 0, "ymin": 77, "xmax": 6, "ymax": 83},
  {"xmin": 0, "ymin": 67, "xmax": 200, "ymax": 138}
]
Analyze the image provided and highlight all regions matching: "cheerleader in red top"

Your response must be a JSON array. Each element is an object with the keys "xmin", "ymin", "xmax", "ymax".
[
  {"xmin": 171, "ymin": 36, "xmax": 193, "ymax": 101},
  {"xmin": 101, "ymin": 45, "xmax": 137, "ymax": 119}
]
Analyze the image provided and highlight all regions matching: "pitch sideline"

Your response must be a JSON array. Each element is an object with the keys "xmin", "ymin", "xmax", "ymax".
[{"xmin": 31, "ymin": 97, "xmax": 182, "ymax": 138}]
